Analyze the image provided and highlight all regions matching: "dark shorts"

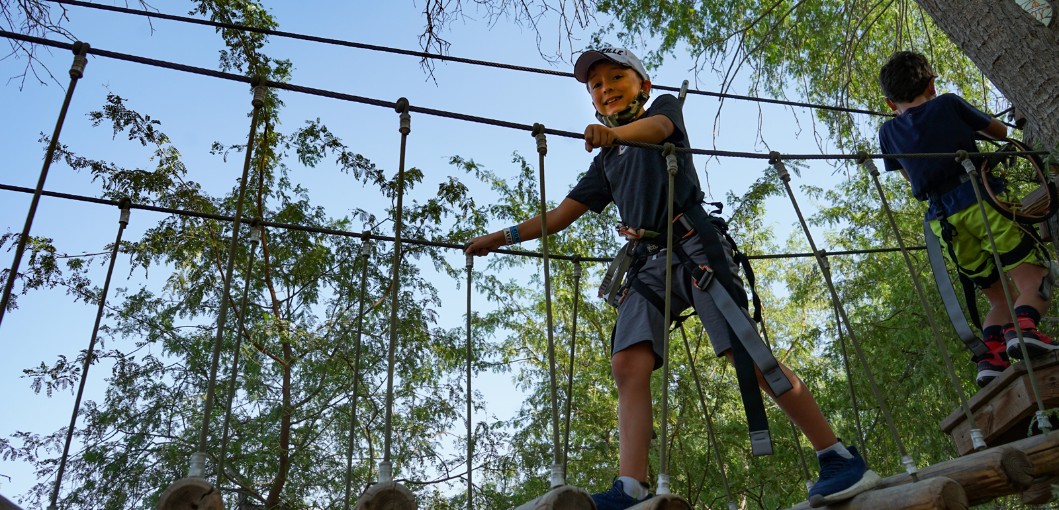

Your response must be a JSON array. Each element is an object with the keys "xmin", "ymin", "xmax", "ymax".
[{"xmin": 612, "ymin": 233, "xmax": 750, "ymax": 368}]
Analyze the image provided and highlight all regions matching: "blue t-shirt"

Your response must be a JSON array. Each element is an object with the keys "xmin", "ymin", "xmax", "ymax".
[
  {"xmin": 878, "ymin": 93, "xmax": 994, "ymax": 219},
  {"xmin": 567, "ymin": 94, "xmax": 701, "ymax": 232}
]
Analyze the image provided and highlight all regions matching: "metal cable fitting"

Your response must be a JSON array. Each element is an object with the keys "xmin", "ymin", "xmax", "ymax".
[
  {"xmin": 69, "ymin": 42, "xmax": 89, "ymax": 79},
  {"xmin": 532, "ymin": 123, "xmax": 547, "ymax": 156},
  {"xmin": 770, "ymin": 152, "xmax": 791, "ymax": 182},
  {"xmin": 396, "ymin": 97, "xmax": 410, "ymax": 134},
  {"xmin": 663, "ymin": 143, "xmax": 678, "ymax": 176}
]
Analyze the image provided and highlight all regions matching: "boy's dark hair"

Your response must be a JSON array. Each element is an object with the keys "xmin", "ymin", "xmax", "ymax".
[{"xmin": 879, "ymin": 50, "xmax": 936, "ymax": 103}]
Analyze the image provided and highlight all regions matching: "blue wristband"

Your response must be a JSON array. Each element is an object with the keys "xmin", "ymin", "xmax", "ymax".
[{"xmin": 508, "ymin": 226, "xmax": 521, "ymax": 244}]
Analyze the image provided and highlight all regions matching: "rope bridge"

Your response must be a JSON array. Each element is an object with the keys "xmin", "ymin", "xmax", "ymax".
[{"xmin": 1, "ymin": 11, "xmax": 1058, "ymax": 510}]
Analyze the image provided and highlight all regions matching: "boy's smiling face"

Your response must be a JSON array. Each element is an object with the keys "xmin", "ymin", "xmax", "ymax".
[{"xmin": 587, "ymin": 61, "xmax": 650, "ymax": 117}]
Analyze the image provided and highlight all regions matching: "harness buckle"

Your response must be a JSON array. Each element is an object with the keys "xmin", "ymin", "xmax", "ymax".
[{"xmin": 692, "ymin": 263, "xmax": 714, "ymax": 290}]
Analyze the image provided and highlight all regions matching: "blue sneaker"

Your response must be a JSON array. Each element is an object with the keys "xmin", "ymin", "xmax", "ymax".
[
  {"xmin": 807, "ymin": 445, "xmax": 880, "ymax": 507},
  {"xmin": 591, "ymin": 479, "xmax": 651, "ymax": 510}
]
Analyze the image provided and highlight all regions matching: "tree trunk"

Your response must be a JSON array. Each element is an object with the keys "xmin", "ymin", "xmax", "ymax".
[{"xmin": 913, "ymin": 0, "xmax": 1059, "ymax": 144}]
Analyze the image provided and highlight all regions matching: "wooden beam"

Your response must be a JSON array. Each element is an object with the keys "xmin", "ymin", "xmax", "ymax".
[
  {"xmin": 353, "ymin": 481, "xmax": 417, "ymax": 510},
  {"xmin": 1021, "ymin": 475, "xmax": 1058, "ymax": 505},
  {"xmin": 0, "ymin": 494, "xmax": 24, "ymax": 510},
  {"xmin": 873, "ymin": 445, "xmax": 1033, "ymax": 506},
  {"xmin": 788, "ymin": 476, "xmax": 967, "ymax": 510},
  {"xmin": 156, "ymin": 477, "xmax": 224, "ymax": 510},
  {"xmin": 512, "ymin": 485, "xmax": 594, "ymax": 510}
]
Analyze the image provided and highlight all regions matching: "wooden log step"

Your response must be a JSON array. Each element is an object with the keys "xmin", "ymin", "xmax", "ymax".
[
  {"xmin": 788, "ymin": 476, "xmax": 967, "ymax": 510},
  {"xmin": 874, "ymin": 445, "xmax": 1033, "ymax": 506},
  {"xmin": 627, "ymin": 493, "xmax": 692, "ymax": 509},
  {"xmin": 353, "ymin": 481, "xmax": 417, "ymax": 510},
  {"xmin": 0, "ymin": 494, "xmax": 25, "ymax": 510},
  {"xmin": 512, "ymin": 485, "xmax": 593, "ymax": 510},
  {"xmin": 1013, "ymin": 429, "xmax": 1059, "ymax": 477},
  {"xmin": 1021, "ymin": 474, "xmax": 1058, "ymax": 505},
  {"xmin": 156, "ymin": 477, "xmax": 224, "ymax": 510}
]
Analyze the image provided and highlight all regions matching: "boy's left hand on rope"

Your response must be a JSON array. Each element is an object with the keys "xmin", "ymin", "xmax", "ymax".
[{"xmin": 584, "ymin": 124, "xmax": 617, "ymax": 152}]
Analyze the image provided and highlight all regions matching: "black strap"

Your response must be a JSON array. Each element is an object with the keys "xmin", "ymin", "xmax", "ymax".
[{"xmin": 923, "ymin": 219, "xmax": 989, "ymax": 357}]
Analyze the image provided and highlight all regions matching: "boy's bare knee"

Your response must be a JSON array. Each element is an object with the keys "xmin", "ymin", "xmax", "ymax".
[{"xmin": 611, "ymin": 342, "xmax": 654, "ymax": 385}]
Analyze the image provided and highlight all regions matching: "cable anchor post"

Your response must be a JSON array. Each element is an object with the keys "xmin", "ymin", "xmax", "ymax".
[
  {"xmin": 572, "ymin": 255, "xmax": 582, "ymax": 279},
  {"xmin": 770, "ymin": 151, "xmax": 791, "ymax": 183},
  {"xmin": 69, "ymin": 41, "xmax": 89, "ymax": 79},
  {"xmin": 532, "ymin": 123, "xmax": 547, "ymax": 156}
]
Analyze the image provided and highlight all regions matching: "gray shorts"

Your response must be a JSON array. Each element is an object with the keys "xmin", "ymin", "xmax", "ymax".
[{"xmin": 612, "ymin": 233, "xmax": 750, "ymax": 369}]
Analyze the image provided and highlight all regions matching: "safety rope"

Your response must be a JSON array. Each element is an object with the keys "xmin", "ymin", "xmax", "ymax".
[
  {"xmin": 531, "ymin": 124, "xmax": 565, "ymax": 488},
  {"xmin": 0, "ymin": 181, "xmax": 934, "ymax": 264},
  {"xmin": 657, "ymin": 143, "xmax": 680, "ymax": 495},
  {"xmin": 0, "ymin": 42, "xmax": 88, "ymax": 330},
  {"xmin": 48, "ymin": 0, "xmax": 891, "ymax": 118},
  {"xmin": 677, "ymin": 323, "xmax": 737, "ymax": 509},
  {"xmin": 190, "ymin": 80, "xmax": 266, "ymax": 478},
  {"xmin": 218, "ymin": 121, "xmax": 271, "ymax": 488},
  {"xmin": 465, "ymin": 253, "xmax": 475, "ymax": 509},
  {"xmin": 46, "ymin": 198, "xmax": 128, "ymax": 510},
  {"xmin": 381, "ymin": 99, "xmax": 412, "ymax": 482},
  {"xmin": 561, "ymin": 257, "xmax": 582, "ymax": 480},
  {"xmin": 861, "ymin": 156, "xmax": 984, "ymax": 449},
  {"xmin": 3, "ymin": 32, "xmax": 1050, "ymax": 164},
  {"xmin": 216, "ymin": 219, "xmax": 263, "ymax": 488},
  {"xmin": 831, "ymin": 291, "xmax": 867, "ymax": 456},
  {"xmin": 957, "ymin": 153, "xmax": 1054, "ymax": 433},
  {"xmin": 771, "ymin": 152, "xmax": 920, "ymax": 480},
  {"xmin": 343, "ymin": 231, "xmax": 372, "ymax": 509}
]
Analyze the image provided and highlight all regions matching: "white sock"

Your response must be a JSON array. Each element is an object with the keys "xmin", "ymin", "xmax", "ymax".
[
  {"xmin": 618, "ymin": 476, "xmax": 648, "ymax": 500},
  {"xmin": 817, "ymin": 441, "xmax": 853, "ymax": 459}
]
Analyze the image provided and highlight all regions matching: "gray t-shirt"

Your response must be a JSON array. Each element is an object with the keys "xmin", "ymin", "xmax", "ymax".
[{"xmin": 567, "ymin": 94, "xmax": 701, "ymax": 232}]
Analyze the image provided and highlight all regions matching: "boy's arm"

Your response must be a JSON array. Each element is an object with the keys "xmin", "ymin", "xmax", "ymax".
[
  {"xmin": 465, "ymin": 197, "xmax": 590, "ymax": 256},
  {"xmin": 584, "ymin": 115, "xmax": 675, "ymax": 152},
  {"xmin": 978, "ymin": 118, "xmax": 1008, "ymax": 141}
]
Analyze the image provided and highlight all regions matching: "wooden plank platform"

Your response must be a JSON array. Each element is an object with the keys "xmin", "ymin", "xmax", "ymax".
[{"xmin": 941, "ymin": 351, "xmax": 1059, "ymax": 455}]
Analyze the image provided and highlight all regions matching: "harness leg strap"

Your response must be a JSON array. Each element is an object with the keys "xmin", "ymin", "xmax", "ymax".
[{"xmin": 923, "ymin": 220, "xmax": 990, "ymax": 357}]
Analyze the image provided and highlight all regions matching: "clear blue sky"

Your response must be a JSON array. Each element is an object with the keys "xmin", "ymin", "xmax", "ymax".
[{"xmin": 0, "ymin": 0, "xmax": 856, "ymax": 501}]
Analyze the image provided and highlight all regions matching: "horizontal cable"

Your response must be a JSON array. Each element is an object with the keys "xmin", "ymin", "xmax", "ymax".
[
  {"xmin": 0, "ymin": 182, "xmax": 924, "ymax": 263},
  {"xmin": 3, "ymin": 31, "xmax": 1047, "ymax": 163},
  {"xmin": 50, "ymin": 0, "xmax": 891, "ymax": 117}
]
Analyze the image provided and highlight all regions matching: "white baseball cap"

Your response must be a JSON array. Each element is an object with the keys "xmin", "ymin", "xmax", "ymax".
[{"xmin": 573, "ymin": 47, "xmax": 650, "ymax": 83}]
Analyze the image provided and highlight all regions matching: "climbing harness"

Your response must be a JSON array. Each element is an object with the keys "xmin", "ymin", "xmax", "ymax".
[{"xmin": 603, "ymin": 202, "xmax": 791, "ymax": 456}]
